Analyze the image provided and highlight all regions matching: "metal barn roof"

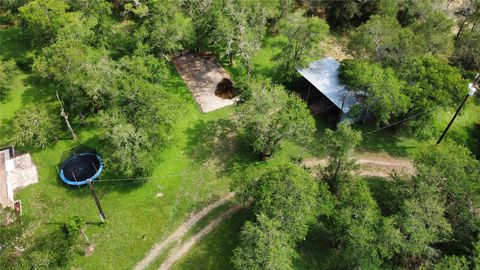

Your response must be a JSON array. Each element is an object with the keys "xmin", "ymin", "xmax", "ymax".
[{"xmin": 296, "ymin": 57, "xmax": 358, "ymax": 114}]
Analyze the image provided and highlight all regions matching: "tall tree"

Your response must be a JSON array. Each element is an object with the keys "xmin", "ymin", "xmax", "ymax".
[
  {"xmin": 340, "ymin": 60, "xmax": 410, "ymax": 124},
  {"xmin": 18, "ymin": 0, "xmax": 74, "ymax": 46},
  {"xmin": 395, "ymin": 179, "xmax": 452, "ymax": 268},
  {"xmin": 236, "ymin": 78, "xmax": 315, "ymax": 158},
  {"xmin": 408, "ymin": 10, "xmax": 454, "ymax": 57},
  {"xmin": 234, "ymin": 164, "xmax": 320, "ymax": 239},
  {"xmin": 183, "ymin": 0, "xmax": 216, "ymax": 52},
  {"xmin": 141, "ymin": 0, "xmax": 192, "ymax": 55},
  {"xmin": 12, "ymin": 105, "xmax": 58, "ymax": 150},
  {"xmin": 0, "ymin": 58, "xmax": 17, "ymax": 97},
  {"xmin": 321, "ymin": 122, "xmax": 362, "ymax": 193},
  {"xmin": 213, "ymin": 0, "xmax": 269, "ymax": 75},
  {"xmin": 33, "ymin": 38, "xmax": 117, "ymax": 117},
  {"xmin": 323, "ymin": 177, "xmax": 403, "ymax": 269},
  {"xmin": 98, "ymin": 110, "xmax": 155, "ymax": 177},
  {"xmin": 398, "ymin": 56, "xmax": 467, "ymax": 114},
  {"xmin": 348, "ymin": 15, "xmax": 424, "ymax": 68},
  {"xmin": 276, "ymin": 10, "xmax": 329, "ymax": 81},
  {"xmin": 453, "ymin": 30, "xmax": 480, "ymax": 71},
  {"xmin": 232, "ymin": 214, "xmax": 296, "ymax": 270},
  {"xmin": 414, "ymin": 141, "xmax": 480, "ymax": 253},
  {"xmin": 232, "ymin": 163, "xmax": 322, "ymax": 269}
]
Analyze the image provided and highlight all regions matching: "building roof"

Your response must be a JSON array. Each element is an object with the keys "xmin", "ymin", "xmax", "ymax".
[{"xmin": 296, "ymin": 57, "xmax": 358, "ymax": 114}]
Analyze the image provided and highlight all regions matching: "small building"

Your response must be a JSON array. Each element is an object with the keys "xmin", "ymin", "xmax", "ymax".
[
  {"xmin": 296, "ymin": 57, "xmax": 359, "ymax": 122},
  {"xmin": 0, "ymin": 146, "xmax": 38, "ymax": 212}
]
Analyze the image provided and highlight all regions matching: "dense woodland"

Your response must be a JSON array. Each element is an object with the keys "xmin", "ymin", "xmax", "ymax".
[{"xmin": 1, "ymin": 0, "xmax": 480, "ymax": 269}]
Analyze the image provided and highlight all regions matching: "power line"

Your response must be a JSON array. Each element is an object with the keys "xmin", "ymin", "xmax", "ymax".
[
  {"xmin": 362, "ymin": 109, "xmax": 434, "ymax": 136},
  {"xmin": 94, "ymin": 159, "xmax": 272, "ymax": 183}
]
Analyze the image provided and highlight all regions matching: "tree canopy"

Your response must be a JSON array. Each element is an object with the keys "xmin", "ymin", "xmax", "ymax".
[
  {"xmin": 340, "ymin": 60, "xmax": 410, "ymax": 124},
  {"xmin": 236, "ymin": 78, "xmax": 316, "ymax": 158}
]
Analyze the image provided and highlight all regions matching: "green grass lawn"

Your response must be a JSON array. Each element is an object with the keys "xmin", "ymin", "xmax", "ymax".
[
  {"xmin": 2, "ymin": 25, "xmax": 480, "ymax": 270},
  {"xmin": 0, "ymin": 27, "xmax": 323, "ymax": 270},
  {"xmin": 169, "ymin": 35, "xmax": 480, "ymax": 270},
  {"xmin": 0, "ymin": 26, "xmax": 239, "ymax": 269},
  {"xmin": 171, "ymin": 209, "xmax": 251, "ymax": 270}
]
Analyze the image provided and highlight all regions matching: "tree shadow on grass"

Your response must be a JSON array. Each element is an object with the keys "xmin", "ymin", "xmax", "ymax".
[
  {"xmin": 163, "ymin": 64, "xmax": 197, "ymax": 105},
  {"xmin": 185, "ymin": 118, "xmax": 256, "ymax": 177},
  {"xmin": 468, "ymin": 123, "xmax": 480, "ymax": 159},
  {"xmin": 22, "ymin": 75, "xmax": 57, "ymax": 105},
  {"xmin": 0, "ymin": 27, "xmax": 32, "ymax": 61},
  {"xmin": 366, "ymin": 176, "xmax": 408, "ymax": 216},
  {"xmin": 358, "ymin": 128, "xmax": 416, "ymax": 157}
]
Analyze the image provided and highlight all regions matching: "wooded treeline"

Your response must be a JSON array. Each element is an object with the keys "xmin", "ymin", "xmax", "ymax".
[{"xmin": 1, "ymin": 1, "xmax": 480, "ymax": 269}]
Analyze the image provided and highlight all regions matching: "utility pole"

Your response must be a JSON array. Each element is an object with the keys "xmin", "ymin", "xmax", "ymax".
[
  {"xmin": 437, "ymin": 74, "xmax": 479, "ymax": 145},
  {"xmin": 87, "ymin": 179, "xmax": 106, "ymax": 223}
]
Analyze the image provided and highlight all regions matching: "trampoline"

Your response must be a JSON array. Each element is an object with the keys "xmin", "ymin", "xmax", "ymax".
[{"xmin": 59, "ymin": 153, "xmax": 103, "ymax": 186}]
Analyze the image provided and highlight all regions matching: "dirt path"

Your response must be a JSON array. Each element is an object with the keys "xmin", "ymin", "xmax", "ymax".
[
  {"xmin": 158, "ymin": 204, "xmax": 242, "ymax": 270},
  {"xmin": 133, "ymin": 192, "xmax": 235, "ymax": 270},
  {"xmin": 303, "ymin": 152, "xmax": 415, "ymax": 178},
  {"xmin": 135, "ymin": 152, "xmax": 413, "ymax": 270}
]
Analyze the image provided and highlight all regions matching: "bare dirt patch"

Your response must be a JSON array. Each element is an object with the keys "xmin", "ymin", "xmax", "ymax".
[
  {"xmin": 303, "ymin": 151, "xmax": 415, "ymax": 178},
  {"xmin": 172, "ymin": 53, "xmax": 238, "ymax": 113}
]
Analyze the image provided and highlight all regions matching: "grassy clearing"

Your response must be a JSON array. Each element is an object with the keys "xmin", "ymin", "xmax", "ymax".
[
  {"xmin": 0, "ymin": 27, "xmax": 236, "ymax": 270},
  {"xmin": 0, "ymin": 27, "xmax": 321, "ymax": 270},
  {"xmin": 171, "ymin": 209, "xmax": 251, "ymax": 270},
  {"xmin": 171, "ymin": 34, "xmax": 480, "ymax": 270}
]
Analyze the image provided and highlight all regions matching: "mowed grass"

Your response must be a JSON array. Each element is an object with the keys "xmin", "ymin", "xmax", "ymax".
[
  {"xmin": 170, "ymin": 35, "xmax": 480, "ymax": 270},
  {"xmin": 0, "ymin": 27, "xmax": 248, "ymax": 270},
  {"xmin": 171, "ymin": 209, "xmax": 251, "ymax": 270}
]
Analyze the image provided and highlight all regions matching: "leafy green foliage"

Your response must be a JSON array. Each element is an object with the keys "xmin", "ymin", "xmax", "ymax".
[
  {"xmin": 12, "ymin": 105, "xmax": 58, "ymax": 150},
  {"xmin": 62, "ymin": 216, "xmax": 85, "ymax": 238},
  {"xmin": 140, "ymin": 0, "xmax": 192, "ymax": 55},
  {"xmin": 433, "ymin": 255, "xmax": 469, "ymax": 270},
  {"xmin": 232, "ymin": 214, "xmax": 296, "ymax": 270},
  {"xmin": 340, "ymin": 60, "xmax": 410, "ymax": 124},
  {"xmin": 348, "ymin": 15, "xmax": 423, "ymax": 68},
  {"xmin": 18, "ymin": 0, "xmax": 74, "ymax": 46},
  {"xmin": 408, "ymin": 10, "xmax": 454, "ymax": 57},
  {"xmin": 0, "ymin": 208, "xmax": 29, "ymax": 270},
  {"xmin": 99, "ymin": 110, "xmax": 155, "ymax": 177},
  {"xmin": 275, "ymin": 10, "xmax": 329, "ymax": 81},
  {"xmin": 395, "ymin": 180, "xmax": 451, "ymax": 267},
  {"xmin": 235, "ymin": 164, "xmax": 319, "ymax": 239},
  {"xmin": 232, "ymin": 163, "xmax": 321, "ymax": 269},
  {"xmin": 183, "ymin": 0, "xmax": 217, "ymax": 52},
  {"xmin": 322, "ymin": 177, "xmax": 403, "ymax": 269},
  {"xmin": 33, "ymin": 39, "xmax": 117, "ymax": 116},
  {"xmin": 414, "ymin": 141, "xmax": 480, "ymax": 252},
  {"xmin": 0, "ymin": 58, "xmax": 17, "ymax": 97},
  {"xmin": 213, "ymin": 0, "xmax": 268, "ymax": 74},
  {"xmin": 1, "ymin": 211, "xmax": 81, "ymax": 270},
  {"xmin": 398, "ymin": 56, "xmax": 468, "ymax": 113},
  {"xmin": 236, "ymin": 78, "xmax": 315, "ymax": 157},
  {"xmin": 453, "ymin": 30, "xmax": 480, "ymax": 71},
  {"xmin": 321, "ymin": 122, "xmax": 362, "ymax": 192}
]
